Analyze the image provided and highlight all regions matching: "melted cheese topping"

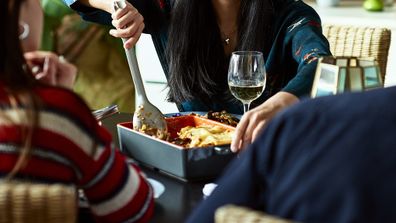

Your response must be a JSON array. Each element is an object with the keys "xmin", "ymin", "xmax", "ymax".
[{"xmin": 178, "ymin": 124, "xmax": 235, "ymax": 148}]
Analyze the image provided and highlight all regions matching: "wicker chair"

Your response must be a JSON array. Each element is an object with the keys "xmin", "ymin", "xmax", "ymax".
[
  {"xmin": 322, "ymin": 24, "xmax": 391, "ymax": 82},
  {"xmin": 215, "ymin": 205, "xmax": 295, "ymax": 223},
  {"xmin": 0, "ymin": 182, "xmax": 77, "ymax": 223}
]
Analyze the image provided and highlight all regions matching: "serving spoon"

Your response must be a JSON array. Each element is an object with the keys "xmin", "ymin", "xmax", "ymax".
[{"xmin": 113, "ymin": 0, "xmax": 168, "ymax": 139}]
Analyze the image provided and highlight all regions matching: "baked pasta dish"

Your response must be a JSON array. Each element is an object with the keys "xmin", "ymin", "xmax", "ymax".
[{"xmin": 176, "ymin": 124, "xmax": 235, "ymax": 148}]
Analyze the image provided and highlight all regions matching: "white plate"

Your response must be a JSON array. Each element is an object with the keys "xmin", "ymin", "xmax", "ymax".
[
  {"xmin": 147, "ymin": 178, "xmax": 165, "ymax": 199},
  {"xmin": 202, "ymin": 183, "xmax": 218, "ymax": 198}
]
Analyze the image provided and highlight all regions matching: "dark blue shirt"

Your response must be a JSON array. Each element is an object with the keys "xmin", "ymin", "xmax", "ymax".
[
  {"xmin": 64, "ymin": 0, "xmax": 331, "ymax": 114},
  {"xmin": 187, "ymin": 86, "xmax": 396, "ymax": 223}
]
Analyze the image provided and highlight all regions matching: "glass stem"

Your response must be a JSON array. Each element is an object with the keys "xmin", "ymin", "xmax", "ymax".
[{"xmin": 243, "ymin": 102, "xmax": 251, "ymax": 114}]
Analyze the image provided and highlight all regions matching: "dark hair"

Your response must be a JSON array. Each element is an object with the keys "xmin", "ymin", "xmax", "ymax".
[
  {"xmin": 166, "ymin": 0, "xmax": 274, "ymax": 105},
  {"xmin": 1, "ymin": 0, "xmax": 41, "ymax": 178}
]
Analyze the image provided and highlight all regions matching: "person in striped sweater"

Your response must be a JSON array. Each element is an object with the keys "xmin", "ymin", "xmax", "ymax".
[{"xmin": 0, "ymin": 0, "xmax": 154, "ymax": 222}]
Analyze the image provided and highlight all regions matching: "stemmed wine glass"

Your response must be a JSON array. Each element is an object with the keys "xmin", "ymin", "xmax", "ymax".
[{"xmin": 228, "ymin": 51, "xmax": 266, "ymax": 113}]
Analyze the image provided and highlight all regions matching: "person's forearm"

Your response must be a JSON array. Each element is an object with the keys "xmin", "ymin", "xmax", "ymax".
[
  {"xmin": 260, "ymin": 91, "xmax": 299, "ymax": 116},
  {"xmin": 269, "ymin": 91, "xmax": 299, "ymax": 108},
  {"xmin": 78, "ymin": 0, "xmax": 114, "ymax": 13}
]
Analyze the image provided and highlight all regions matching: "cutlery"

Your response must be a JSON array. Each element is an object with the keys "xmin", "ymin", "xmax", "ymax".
[{"xmin": 113, "ymin": 0, "xmax": 168, "ymax": 139}]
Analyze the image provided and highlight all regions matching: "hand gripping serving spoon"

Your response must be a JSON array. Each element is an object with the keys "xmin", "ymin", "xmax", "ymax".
[{"xmin": 113, "ymin": 0, "xmax": 168, "ymax": 139}]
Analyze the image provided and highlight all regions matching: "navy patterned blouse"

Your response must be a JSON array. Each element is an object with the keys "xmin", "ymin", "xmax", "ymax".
[{"xmin": 64, "ymin": 0, "xmax": 331, "ymax": 114}]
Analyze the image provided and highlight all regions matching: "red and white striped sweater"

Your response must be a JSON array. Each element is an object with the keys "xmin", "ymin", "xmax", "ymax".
[{"xmin": 0, "ymin": 84, "xmax": 154, "ymax": 222}]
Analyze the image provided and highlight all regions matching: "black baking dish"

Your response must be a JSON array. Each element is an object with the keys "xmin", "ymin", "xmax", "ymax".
[{"xmin": 117, "ymin": 115, "xmax": 236, "ymax": 181}]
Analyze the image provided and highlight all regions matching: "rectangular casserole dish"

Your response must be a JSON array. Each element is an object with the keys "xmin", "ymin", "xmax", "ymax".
[{"xmin": 117, "ymin": 115, "xmax": 236, "ymax": 181}]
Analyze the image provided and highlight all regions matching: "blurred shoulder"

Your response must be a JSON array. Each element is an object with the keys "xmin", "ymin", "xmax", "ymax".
[
  {"xmin": 281, "ymin": 87, "xmax": 396, "ymax": 123},
  {"xmin": 34, "ymin": 85, "xmax": 97, "ymax": 127},
  {"xmin": 274, "ymin": 0, "xmax": 321, "ymax": 20}
]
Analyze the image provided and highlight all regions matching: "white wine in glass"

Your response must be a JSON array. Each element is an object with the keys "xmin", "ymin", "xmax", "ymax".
[{"xmin": 228, "ymin": 51, "xmax": 266, "ymax": 113}]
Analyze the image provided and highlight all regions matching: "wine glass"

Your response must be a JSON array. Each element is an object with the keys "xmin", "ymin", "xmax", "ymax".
[{"xmin": 228, "ymin": 51, "xmax": 266, "ymax": 113}]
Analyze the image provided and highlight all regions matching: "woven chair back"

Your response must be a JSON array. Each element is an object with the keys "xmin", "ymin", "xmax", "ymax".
[
  {"xmin": 322, "ymin": 24, "xmax": 391, "ymax": 81},
  {"xmin": 215, "ymin": 205, "xmax": 295, "ymax": 223},
  {"xmin": 0, "ymin": 182, "xmax": 77, "ymax": 223}
]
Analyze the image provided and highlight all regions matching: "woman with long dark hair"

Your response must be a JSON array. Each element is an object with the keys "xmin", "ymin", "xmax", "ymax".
[
  {"xmin": 65, "ymin": 0, "xmax": 331, "ymax": 151},
  {"xmin": 0, "ymin": 0, "xmax": 154, "ymax": 222}
]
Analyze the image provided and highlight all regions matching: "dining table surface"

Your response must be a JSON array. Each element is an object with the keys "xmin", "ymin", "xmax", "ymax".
[{"xmin": 101, "ymin": 112, "xmax": 211, "ymax": 222}]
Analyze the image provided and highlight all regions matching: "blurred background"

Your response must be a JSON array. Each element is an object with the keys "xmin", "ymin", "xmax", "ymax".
[{"xmin": 40, "ymin": 0, "xmax": 134, "ymax": 113}]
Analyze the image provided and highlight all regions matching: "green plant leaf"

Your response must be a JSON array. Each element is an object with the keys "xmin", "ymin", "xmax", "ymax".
[{"xmin": 41, "ymin": 0, "xmax": 73, "ymax": 18}]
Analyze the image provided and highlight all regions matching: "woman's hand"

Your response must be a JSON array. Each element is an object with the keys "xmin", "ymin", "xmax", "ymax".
[
  {"xmin": 24, "ymin": 51, "xmax": 77, "ymax": 89},
  {"xmin": 231, "ymin": 92, "xmax": 299, "ymax": 152},
  {"xmin": 109, "ymin": 1, "xmax": 145, "ymax": 49}
]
